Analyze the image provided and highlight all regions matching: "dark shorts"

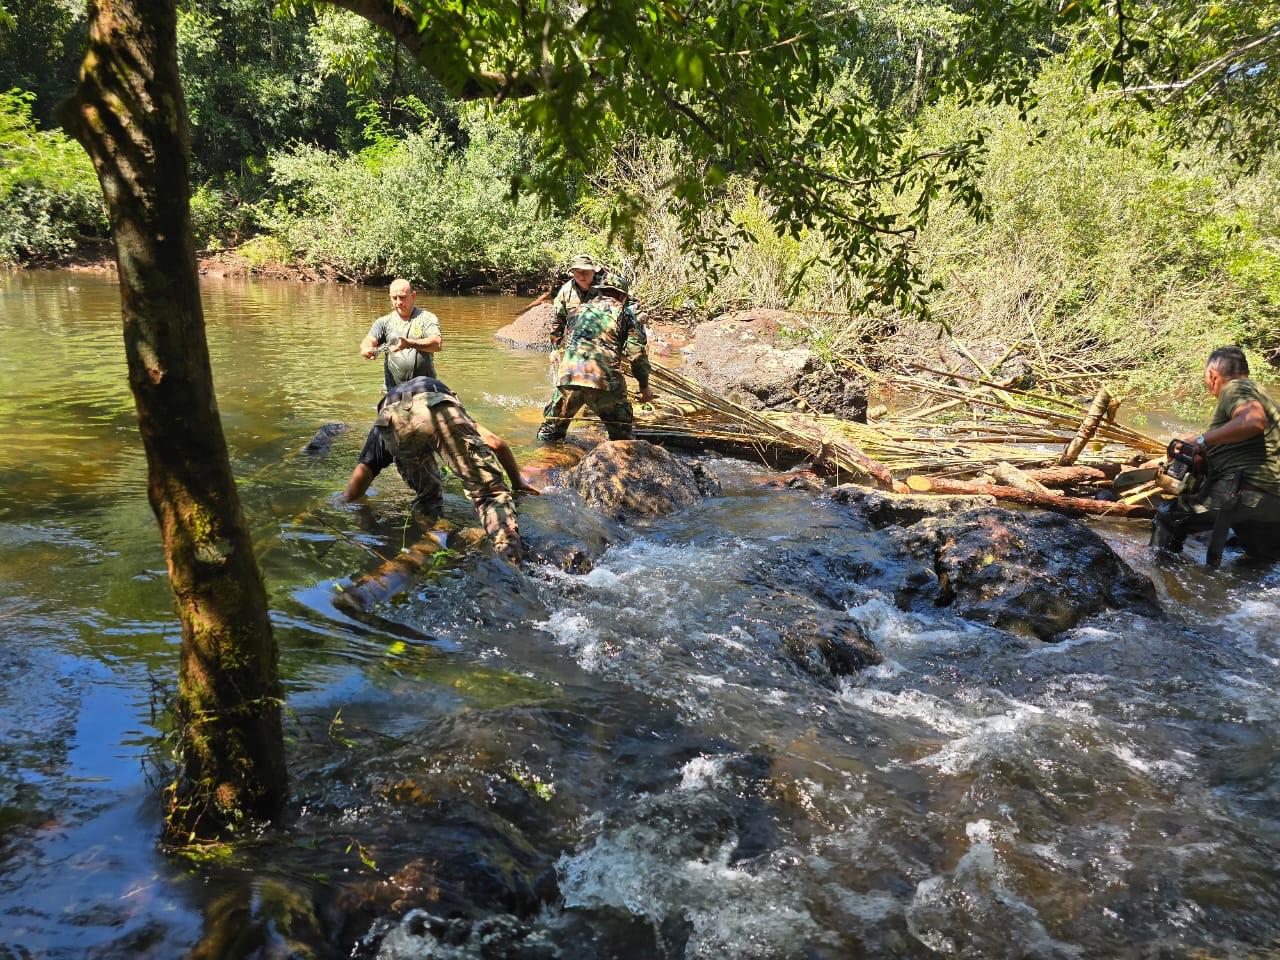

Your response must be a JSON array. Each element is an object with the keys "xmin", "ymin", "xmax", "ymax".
[{"xmin": 357, "ymin": 425, "xmax": 395, "ymax": 475}]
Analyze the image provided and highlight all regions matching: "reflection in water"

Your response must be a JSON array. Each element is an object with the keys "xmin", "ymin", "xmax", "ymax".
[{"xmin": 1, "ymin": 272, "xmax": 1279, "ymax": 957}]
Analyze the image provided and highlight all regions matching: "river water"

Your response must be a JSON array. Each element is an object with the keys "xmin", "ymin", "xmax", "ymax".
[{"xmin": 1, "ymin": 270, "xmax": 1278, "ymax": 958}]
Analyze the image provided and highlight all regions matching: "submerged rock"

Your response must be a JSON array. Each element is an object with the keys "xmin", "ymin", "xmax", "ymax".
[
  {"xmin": 369, "ymin": 911, "xmax": 558, "ymax": 960},
  {"xmin": 890, "ymin": 507, "xmax": 1160, "ymax": 640},
  {"xmin": 568, "ymin": 440, "xmax": 719, "ymax": 521},
  {"xmin": 681, "ymin": 313, "xmax": 868, "ymax": 420},
  {"xmin": 827, "ymin": 485, "xmax": 995, "ymax": 528},
  {"xmin": 742, "ymin": 592, "xmax": 882, "ymax": 678},
  {"xmin": 190, "ymin": 877, "xmax": 327, "ymax": 960},
  {"xmin": 303, "ymin": 421, "xmax": 352, "ymax": 456}
]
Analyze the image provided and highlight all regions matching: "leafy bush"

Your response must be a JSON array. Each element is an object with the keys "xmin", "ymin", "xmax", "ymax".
[
  {"xmin": 898, "ymin": 58, "xmax": 1280, "ymax": 388},
  {"xmin": 0, "ymin": 88, "xmax": 105, "ymax": 264},
  {"xmin": 237, "ymin": 234, "xmax": 292, "ymax": 270},
  {"xmin": 266, "ymin": 107, "xmax": 561, "ymax": 287},
  {"xmin": 558, "ymin": 142, "xmax": 846, "ymax": 318},
  {"xmin": 592, "ymin": 57, "xmax": 1279, "ymax": 391}
]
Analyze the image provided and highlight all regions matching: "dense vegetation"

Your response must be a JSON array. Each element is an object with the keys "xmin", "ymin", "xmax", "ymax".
[{"xmin": 2, "ymin": 0, "xmax": 1278, "ymax": 385}]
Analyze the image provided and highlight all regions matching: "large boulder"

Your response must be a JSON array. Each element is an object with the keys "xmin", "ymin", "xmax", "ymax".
[
  {"xmin": 495, "ymin": 302, "xmax": 557, "ymax": 351},
  {"xmin": 568, "ymin": 440, "xmax": 720, "ymax": 521},
  {"xmin": 681, "ymin": 312, "xmax": 868, "ymax": 420},
  {"xmin": 889, "ymin": 507, "xmax": 1160, "ymax": 640}
]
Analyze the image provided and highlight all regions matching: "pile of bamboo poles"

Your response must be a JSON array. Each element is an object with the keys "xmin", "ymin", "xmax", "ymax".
[{"xmin": 629, "ymin": 359, "xmax": 1167, "ymax": 520}]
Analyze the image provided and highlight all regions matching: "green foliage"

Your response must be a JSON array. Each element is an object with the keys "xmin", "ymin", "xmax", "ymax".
[
  {"xmin": 0, "ymin": 0, "xmax": 86, "ymax": 123},
  {"xmin": 237, "ymin": 234, "xmax": 292, "ymax": 269},
  {"xmin": 189, "ymin": 184, "xmax": 230, "ymax": 249},
  {"xmin": 786, "ymin": 57, "xmax": 1280, "ymax": 392},
  {"xmin": 266, "ymin": 107, "xmax": 561, "ymax": 286},
  {"xmin": 0, "ymin": 88, "xmax": 104, "ymax": 264},
  {"xmin": 1066, "ymin": 0, "xmax": 1280, "ymax": 169},
  {"xmin": 562, "ymin": 141, "xmax": 843, "ymax": 315},
  {"xmin": 311, "ymin": 0, "xmax": 1048, "ymax": 312}
]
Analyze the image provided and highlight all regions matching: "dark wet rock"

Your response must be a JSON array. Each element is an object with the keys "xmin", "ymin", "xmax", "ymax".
[
  {"xmin": 523, "ymin": 530, "xmax": 599, "ymax": 574},
  {"xmin": 686, "ymin": 458, "xmax": 723, "ymax": 498},
  {"xmin": 495, "ymin": 302, "xmax": 556, "ymax": 351},
  {"xmin": 742, "ymin": 593, "xmax": 882, "ymax": 677},
  {"xmin": 303, "ymin": 422, "xmax": 351, "ymax": 456},
  {"xmin": 890, "ymin": 507, "xmax": 1160, "ymax": 640},
  {"xmin": 827, "ymin": 484, "xmax": 995, "ymax": 528},
  {"xmin": 520, "ymin": 491, "xmax": 621, "ymax": 573},
  {"xmin": 568, "ymin": 440, "xmax": 719, "ymax": 521},
  {"xmin": 321, "ymin": 818, "xmax": 557, "ymax": 950},
  {"xmin": 681, "ymin": 313, "xmax": 869, "ymax": 420},
  {"xmin": 753, "ymin": 468, "xmax": 825, "ymax": 492}
]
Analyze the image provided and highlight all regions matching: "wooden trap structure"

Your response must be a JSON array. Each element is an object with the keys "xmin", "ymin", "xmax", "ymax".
[{"xmin": 631, "ymin": 361, "xmax": 1167, "ymax": 520}]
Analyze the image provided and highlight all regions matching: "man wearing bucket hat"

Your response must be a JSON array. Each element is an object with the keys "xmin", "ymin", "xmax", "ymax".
[{"xmin": 537, "ymin": 271, "xmax": 655, "ymax": 442}]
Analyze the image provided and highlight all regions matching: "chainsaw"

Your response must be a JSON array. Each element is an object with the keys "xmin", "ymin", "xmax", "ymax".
[{"xmin": 1155, "ymin": 438, "xmax": 1206, "ymax": 496}]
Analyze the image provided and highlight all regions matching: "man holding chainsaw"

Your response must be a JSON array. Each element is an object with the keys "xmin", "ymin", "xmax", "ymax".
[{"xmin": 1151, "ymin": 346, "xmax": 1280, "ymax": 564}]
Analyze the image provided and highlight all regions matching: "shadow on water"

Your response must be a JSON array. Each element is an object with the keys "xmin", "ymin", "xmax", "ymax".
[{"xmin": 2, "ymin": 272, "xmax": 1280, "ymax": 958}]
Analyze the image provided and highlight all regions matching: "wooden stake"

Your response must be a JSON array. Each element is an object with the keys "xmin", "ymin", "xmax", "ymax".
[{"xmin": 1059, "ymin": 387, "xmax": 1115, "ymax": 466}]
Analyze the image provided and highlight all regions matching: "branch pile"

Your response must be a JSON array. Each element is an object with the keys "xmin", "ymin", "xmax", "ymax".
[{"xmin": 628, "ymin": 358, "xmax": 1167, "ymax": 521}]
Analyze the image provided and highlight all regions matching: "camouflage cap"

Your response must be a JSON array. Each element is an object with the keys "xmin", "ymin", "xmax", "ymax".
[
  {"xmin": 567, "ymin": 253, "xmax": 599, "ymax": 271},
  {"xmin": 595, "ymin": 270, "xmax": 630, "ymax": 294}
]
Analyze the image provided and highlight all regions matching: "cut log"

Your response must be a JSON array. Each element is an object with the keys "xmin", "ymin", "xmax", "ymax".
[
  {"xmin": 1023, "ymin": 465, "xmax": 1117, "ymax": 487},
  {"xmin": 1059, "ymin": 387, "xmax": 1115, "ymax": 466},
  {"xmin": 334, "ymin": 441, "xmax": 591, "ymax": 613},
  {"xmin": 992, "ymin": 462, "xmax": 1053, "ymax": 497},
  {"xmin": 905, "ymin": 475, "xmax": 1155, "ymax": 519}
]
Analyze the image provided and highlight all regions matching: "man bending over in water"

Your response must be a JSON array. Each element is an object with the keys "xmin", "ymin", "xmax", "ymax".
[{"xmin": 343, "ymin": 376, "xmax": 532, "ymax": 564}]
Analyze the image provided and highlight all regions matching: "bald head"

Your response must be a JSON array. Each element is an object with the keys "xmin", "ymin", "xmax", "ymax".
[{"xmin": 389, "ymin": 279, "xmax": 415, "ymax": 318}]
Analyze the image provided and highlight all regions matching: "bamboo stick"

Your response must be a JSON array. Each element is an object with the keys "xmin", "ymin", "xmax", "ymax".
[{"xmin": 1059, "ymin": 387, "xmax": 1114, "ymax": 466}]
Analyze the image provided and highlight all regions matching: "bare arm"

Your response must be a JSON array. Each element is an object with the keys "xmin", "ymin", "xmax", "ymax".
[
  {"xmin": 1200, "ymin": 399, "xmax": 1268, "ymax": 446},
  {"xmin": 360, "ymin": 332, "xmax": 379, "ymax": 359},
  {"xmin": 393, "ymin": 332, "xmax": 442, "ymax": 354},
  {"xmin": 476, "ymin": 423, "xmax": 541, "ymax": 495}
]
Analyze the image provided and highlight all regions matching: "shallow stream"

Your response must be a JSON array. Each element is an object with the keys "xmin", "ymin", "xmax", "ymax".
[{"xmin": 1, "ymin": 271, "xmax": 1277, "ymax": 958}]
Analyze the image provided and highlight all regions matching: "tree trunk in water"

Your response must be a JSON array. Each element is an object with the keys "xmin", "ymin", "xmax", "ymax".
[
  {"xmin": 905, "ymin": 475, "xmax": 1155, "ymax": 519},
  {"xmin": 59, "ymin": 0, "xmax": 286, "ymax": 840}
]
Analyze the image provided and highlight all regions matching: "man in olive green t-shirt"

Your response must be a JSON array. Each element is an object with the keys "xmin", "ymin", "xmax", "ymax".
[
  {"xmin": 360, "ymin": 278, "xmax": 442, "ymax": 390},
  {"xmin": 1152, "ymin": 346, "xmax": 1280, "ymax": 560}
]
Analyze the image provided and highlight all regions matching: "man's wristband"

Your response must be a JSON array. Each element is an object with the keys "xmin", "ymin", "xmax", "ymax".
[{"xmin": 1195, "ymin": 434, "xmax": 1206, "ymax": 447}]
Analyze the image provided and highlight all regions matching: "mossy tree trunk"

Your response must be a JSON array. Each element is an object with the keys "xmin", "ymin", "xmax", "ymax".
[{"xmin": 59, "ymin": 0, "xmax": 287, "ymax": 840}]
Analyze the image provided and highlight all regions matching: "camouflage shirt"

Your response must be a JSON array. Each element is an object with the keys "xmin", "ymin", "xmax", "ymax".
[
  {"xmin": 554, "ymin": 293, "xmax": 649, "ymax": 393},
  {"xmin": 551, "ymin": 280, "xmax": 649, "ymax": 391}
]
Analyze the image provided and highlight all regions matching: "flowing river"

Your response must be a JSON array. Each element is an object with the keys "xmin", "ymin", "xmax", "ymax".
[{"xmin": 1, "ymin": 270, "xmax": 1278, "ymax": 958}]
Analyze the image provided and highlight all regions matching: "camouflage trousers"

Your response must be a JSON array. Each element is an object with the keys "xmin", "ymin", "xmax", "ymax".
[
  {"xmin": 537, "ymin": 385, "xmax": 634, "ymax": 442},
  {"xmin": 388, "ymin": 399, "xmax": 522, "ymax": 564}
]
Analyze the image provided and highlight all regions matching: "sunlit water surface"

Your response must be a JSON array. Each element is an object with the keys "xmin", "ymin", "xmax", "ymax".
[{"xmin": 1, "ymin": 271, "xmax": 1278, "ymax": 958}]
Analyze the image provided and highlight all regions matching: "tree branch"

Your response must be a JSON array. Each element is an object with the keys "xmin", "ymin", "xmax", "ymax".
[
  {"xmin": 1113, "ymin": 26, "xmax": 1280, "ymax": 103},
  {"xmin": 321, "ymin": 0, "xmax": 554, "ymax": 100}
]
